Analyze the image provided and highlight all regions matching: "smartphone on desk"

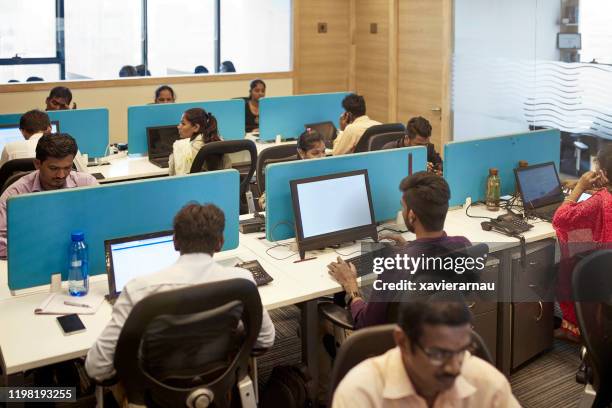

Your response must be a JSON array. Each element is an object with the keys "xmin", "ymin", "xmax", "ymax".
[{"xmin": 57, "ymin": 314, "xmax": 86, "ymax": 336}]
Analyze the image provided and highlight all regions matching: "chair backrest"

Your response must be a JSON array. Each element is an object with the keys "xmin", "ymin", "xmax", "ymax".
[
  {"xmin": 0, "ymin": 159, "xmax": 36, "ymax": 194},
  {"xmin": 573, "ymin": 249, "xmax": 612, "ymax": 406},
  {"xmin": 329, "ymin": 324, "xmax": 494, "ymax": 404},
  {"xmin": 368, "ymin": 131, "xmax": 404, "ymax": 151},
  {"xmin": 114, "ymin": 278, "xmax": 262, "ymax": 407},
  {"xmin": 256, "ymin": 144, "xmax": 298, "ymax": 193},
  {"xmin": 190, "ymin": 140, "xmax": 257, "ymax": 196},
  {"xmin": 353, "ymin": 123, "xmax": 405, "ymax": 153}
]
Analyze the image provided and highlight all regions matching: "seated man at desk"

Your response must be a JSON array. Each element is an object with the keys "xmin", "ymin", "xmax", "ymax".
[
  {"xmin": 332, "ymin": 297, "xmax": 520, "ymax": 407},
  {"xmin": 0, "ymin": 133, "xmax": 98, "ymax": 257},
  {"xmin": 383, "ymin": 116, "xmax": 443, "ymax": 174},
  {"xmin": 327, "ymin": 172, "xmax": 470, "ymax": 329},
  {"xmin": 85, "ymin": 203, "xmax": 275, "ymax": 381},
  {"xmin": 332, "ymin": 94, "xmax": 380, "ymax": 155},
  {"xmin": 0, "ymin": 109, "xmax": 51, "ymax": 168},
  {"xmin": 45, "ymin": 86, "xmax": 76, "ymax": 111}
]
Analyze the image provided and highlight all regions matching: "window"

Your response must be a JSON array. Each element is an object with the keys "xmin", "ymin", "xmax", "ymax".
[
  {"xmin": 580, "ymin": 0, "xmax": 612, "ymax": 64},
  {"xmin": 220, "ymin": 0, "xmax": 292, "ymax": 73}
]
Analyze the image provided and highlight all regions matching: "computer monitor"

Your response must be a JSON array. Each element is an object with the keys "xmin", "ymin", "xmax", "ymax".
[
  {"xmin": 304, "ymin": 121, "xmax": 337, "ymax": 149},
  {"xmin": 105, "ymin": 231, "xmax": 178, "ymax": 298},
  {"xmin": 290, "ymin": 169, "xmax": 378, "ymax": 260},
  {"xmin": 0, "ymin": 121, "xmax": 60, "ymax": 153},
  {"xmin": 147, "ymin": 125, "xmax": 180, "ymax": 159},
  {"xmin": 514, "ymin": 162, "xmax": 564, "ymax": 211}
]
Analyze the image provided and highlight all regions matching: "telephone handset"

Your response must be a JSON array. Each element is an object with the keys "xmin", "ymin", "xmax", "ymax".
[{"xmin": 481, "ymin": 213, "xmax": 533, "ymax": 236}]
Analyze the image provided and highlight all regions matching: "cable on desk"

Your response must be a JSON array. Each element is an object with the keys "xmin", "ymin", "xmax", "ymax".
[
  {"xmin": 269, "ymin": 220, "xmax": 295, "ymax": 242},
  {"xmin": 464, "ymin": 200, "xmax": 495, "ymax": 220},
  {"xmin": 265, "ymin": 243, "xmax": 297, "ymax": 261}
]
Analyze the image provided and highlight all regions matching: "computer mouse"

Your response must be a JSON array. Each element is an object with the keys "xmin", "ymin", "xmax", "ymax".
[{"xmin": 481, "ymin": 221, "xmax": 493, "ymax": 231}]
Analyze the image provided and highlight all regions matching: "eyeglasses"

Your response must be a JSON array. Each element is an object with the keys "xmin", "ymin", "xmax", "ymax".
[{"xmin": 414, "ymin": 341, "xmax": 476, "ymax": 366}]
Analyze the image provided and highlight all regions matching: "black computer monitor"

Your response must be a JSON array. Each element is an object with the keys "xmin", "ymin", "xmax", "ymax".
[
  {"xmin": 146, "ymin": 125, "xmax": 180, "ymax": 159},
  {"xmin": 290, "ymin": 169, "xmax": 378, "ymax": 260}
]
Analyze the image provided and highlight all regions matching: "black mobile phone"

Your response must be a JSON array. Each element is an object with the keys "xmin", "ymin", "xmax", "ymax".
[{"xmin": 56, "ymin": 314, "xmax": 86, "ymax": 336}]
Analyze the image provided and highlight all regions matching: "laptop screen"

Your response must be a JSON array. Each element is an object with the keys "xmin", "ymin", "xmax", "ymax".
[
  {"xmin": 515, "ymin": 162, "xmax": 564, "ymax": 210},
  {"xmin": 147, "ymin": 125, "xmax": 180, "ymax": 159},
  {"xmin": 106, "ymin": 231, "xmax": 179, "ymax": 296}
]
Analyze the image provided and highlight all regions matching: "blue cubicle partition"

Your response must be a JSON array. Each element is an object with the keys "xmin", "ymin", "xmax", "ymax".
[
  {"xmin": 7, "ymin": 170, "xmax": 239, "ymax": 290},
  {"xmin": 0, "ymin": 109, "xmax": 109, "ymax": 157},
  {"xmin": 444, "ymin": 129, "xmax": 561, "ymax": 207},
  {"xmin": 265, "ymin": 147, "xmax": 427, "ymax": 241},
  {"xmin": 258, "ymin": 92, "xmax": 350, "ymax": 141},
  {"xmin": 127, "ymin": 99, "xmax": 245, "ymax": 155}
]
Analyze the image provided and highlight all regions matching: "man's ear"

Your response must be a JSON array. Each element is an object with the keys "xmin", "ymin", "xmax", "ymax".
[
  {"xmin": 408, "ymin": 209, "xmax": 417, "ymax": 224},
  {"xmin": 394, "ymin": 326, "xmax": 408, "ymax": 350},
  {"xmin": 34, "ymin": 159, "xmax": 41, "ymax": 170},
  {"xmin": 215, "ymin": 237, "xmax": 225, "ymax": 253}
]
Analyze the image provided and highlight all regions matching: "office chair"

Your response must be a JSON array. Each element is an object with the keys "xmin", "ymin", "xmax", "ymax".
[
  {"xmin": 353, "ymin": 123, "xmax": 405, "ymax": 153},
  {"xmin": 255, "ymin": 144, "xmax": 298, "ymax": 194},
  {"xmin": 328, "ymin": 324, "xmax": 493, "ymax": 405},
  {"xmin": 368, "ymin": 131, "xmax": 405, "ymax": 151},
  {"xmin": 573, "ymin": 250, "xmax": 612, "ymax": 408},
  {"xmin": 190, "ymin": 139, "xmax": 257, "ymax": 199},
  {"xmin": 0, "ymin": 158, "xmax": 36, "ymax": 194},
  {"xmin": 220, "ymin": 61, "xmax": 236, "ymax": 73},
  {"xmin": 113, "ymin": 279, "xmax": 262, "ymax": 407}
]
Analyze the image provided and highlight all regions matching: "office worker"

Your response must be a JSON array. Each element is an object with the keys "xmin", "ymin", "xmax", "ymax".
[
  {"xmin": 332, "ymin": 94, "xmax": 380, "ymax": 155},
  {"xmin": 332, "ymin": 298, "xmax": 520, "ymax": 408},
  {"xmin": 169, "ymin": 108, "xmax": 230, "ymax": 176},
  {"xmin": 552, "ymin": 144, "xmax": 612, "ymax": 341},
  {"xmin": 45, "ymin": 86, "xmax": 76, "ymax": 111},
  {"xmin": 0, "ymin": 134, "xmax": 98, "ymax": 257},
  {"xmin": 154, "ymin": 85, "xmax": 176, "ymax": 104},
  {"xmin": 86, "ymin": 203, "xmax": 275, "ymax": 381},
  {"xmin": 245, "ymin": 79, "xmax": 266, "ymax": 133},
  {"xmin": 0, "ymin": 110, "xmax": 51, "ymax": 169},
  {"xmin": 258, "ymin": 129, "xmax": 327, "ymax": 210},
  {"xmin": 383, "ymin": 116, "xmax": 443, "ymax": 175},
  {"xmin": 327, "ymin": 172, "xmax": 470, "ymax": 329}
]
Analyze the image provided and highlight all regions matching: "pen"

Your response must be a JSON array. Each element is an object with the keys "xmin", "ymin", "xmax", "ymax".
[{"xmin": 64, "ymin": 301, "xmax": 91, "ymax": 308}]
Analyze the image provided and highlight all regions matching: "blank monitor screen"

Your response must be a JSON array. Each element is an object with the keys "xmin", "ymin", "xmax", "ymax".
[
  {"xmin": 107, "ymin": 232, "xmax": 178, "ymax": 294},
  {"xmin": 515, "ymin": 162, "xmax": 564, "ymax": 209},
  {"xmin": 294, "ymin": 171, "xmax": 374, "ymax": 239}
]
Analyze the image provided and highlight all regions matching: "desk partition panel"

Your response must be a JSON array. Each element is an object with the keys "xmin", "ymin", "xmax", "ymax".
[
  {"xmin": 127, "ymin": 99, "xmax": 245, "ymax": 155},
  {"xmin": 444, "ymin": 129, "xmax": 561, "ymax": 207},
  {"xmin": 7, "ymin": 170, "xmax": 239, "ymax": 290},
  {"xmin": 265, "ymin": 147, "xmax": 427, "ymax": 241},
  {"xmin": 259, "ymin": 92, "xmax": 350, "ymax": 141},
  {"xmin": 0, "ymin": 109, "xmax": 109, "ymax": 157}
]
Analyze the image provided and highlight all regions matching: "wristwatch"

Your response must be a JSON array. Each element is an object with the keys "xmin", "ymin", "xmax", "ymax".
[{"xmin": 345, "ymin": 290, "xmax": 362, "ymax": 306}]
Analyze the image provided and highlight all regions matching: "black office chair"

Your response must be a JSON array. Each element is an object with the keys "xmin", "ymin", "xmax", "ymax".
[
  {"xmin": 114, "ymin": 279, "xmax": 261, "ymax": 407},
  {"xmin": 368, "ymin": 131, "xmax": 404, "ymax": 151},
  {"xmin": 328, "ymin": 324, "xmax": 493, "ymax": 405},
  {"xmin": 0, "ymin": 158, "xmax": 36, "ymax": 194},
  {"xmin": 353, "ymin": 123, "xmax": 405, "ymax": 153},
  {"xmin": 220, "ymin": 61, "xmax": 236, "ymax": 73},
  {"xmin": 190, "ymin": 140, "xmax": 257, "ymax": 198},
  {"xmin": 573, "ymin": 250, "xmax": 612, "ymax": 408},
  {"xmin": 255, "ymin": 144, "xmax": 298, "ymax": 194}
]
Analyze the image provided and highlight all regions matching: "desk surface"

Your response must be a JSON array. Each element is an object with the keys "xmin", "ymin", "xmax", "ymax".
[{"xmin": 0, "ymin": 206, "xmax": 556, "ymax": 375}]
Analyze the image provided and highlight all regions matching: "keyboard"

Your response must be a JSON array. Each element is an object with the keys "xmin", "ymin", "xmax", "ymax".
[
  {"xmin": 235, "ymin": 260, "xmax": 274, "ymax": 286},
  {"xmin": 149, "ymin": 157, "xmax": 170, "ymax": 168},
  {"xmin": 346, "ymin": 246, "xmax": 390, "ymax": 277}
]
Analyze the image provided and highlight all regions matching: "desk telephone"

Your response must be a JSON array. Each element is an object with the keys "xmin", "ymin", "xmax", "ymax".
[{"xmin": 481, "ymin": 213, "xmax": 533, "ymax": 236}]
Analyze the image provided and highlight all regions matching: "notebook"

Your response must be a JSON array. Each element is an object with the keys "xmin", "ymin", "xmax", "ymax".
[{"xmin": 35, "ymin": 292, "xmax": 104, "ymax": 315}]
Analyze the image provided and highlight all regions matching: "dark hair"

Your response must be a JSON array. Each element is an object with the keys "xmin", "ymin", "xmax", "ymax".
[
  {"xmin": 19, "ymin": 110, "xmax": 51, "ymax": 135},
  {"xmin": 597, "ymin": 144, "xmax": 612, "ymax": 184},
  {"xmin": 342, "ymin": 94, "xmax": 366, "ymax": 117},
  {"xmin": 48, "ymin": 86, "xmax": 72, "ymax": 103},
  {"xmin": 35, "ymin": 133, "xmax": 78, "ymax": 162},
  {"xmin": 398, "ymin": 295, "xmax": 472, "ymax": 352},
  {"xmin": 26, "ymin": 76, "xmax": 44, "ymax": 82},
  {"xmin": 220, "ymin": 61, "xmax": 236, "ymax": 73},
  {"xmin": 194, "ymin": 65, "xmax": 209, "ymax": 74},
  {"xmin": 400, "ymin": 172, "xmax": 450, "ymax": 231},
  {"xmin": 155, "ymin": 85, "xmax": 175, "ymax": 101},
  {"xmin": 119, "ymin": 65, "xmax": 138, "ymax": 77},
  {"xmin": 173, "ymin": 203, "xmax": 225, "ymax": 254},
  {"xmin": 297, "ymin": 129, "xmax": 324, "ymax": 156},
  {"xmin": 406, "ymin": 116, "xmax": 432, "ymax": 139},
  {"xmin": 249, "ymin": 79, "xmax": 266, "ymax": 98},
  {"xmin": 183, "ymin": 108, "xmax": 221, "ymax": 143}
]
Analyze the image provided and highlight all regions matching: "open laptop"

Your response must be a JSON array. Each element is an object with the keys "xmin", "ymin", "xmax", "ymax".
[
  {"xmin": 514, "ymin": 162, "xmax": 565, "ymax": 222},
  {"xmin": 304, "ymin": 121, "xmax": 337, "ymax": 149},
  {"xmin": 0, "ymin": 121, "xmax": 59, "ymax": 153},
  {"xmin": 146, "ymin": 125, "xmax": 180, "ymax": 168}
]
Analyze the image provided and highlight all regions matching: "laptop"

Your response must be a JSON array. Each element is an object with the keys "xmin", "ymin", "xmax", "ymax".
[
  {"xmin": 304, "ymin": 121, "xmax": 337, "ymax": 149},
  {"xmin": 0, "ymin": 121, "xmax": 59, "ymax": 153},
  {"xmin": 147, "ymin": 125, "xmax": 180, "ymax": 168},
  {"xmin": 514, "ymin": 162, "xmax": 565, "ymax": 222}
]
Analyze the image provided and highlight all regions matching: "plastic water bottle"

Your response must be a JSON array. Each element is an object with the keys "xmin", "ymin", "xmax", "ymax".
[{"xmin": 68, "ymin": 231, "xmax": 89, "ymax": 296}]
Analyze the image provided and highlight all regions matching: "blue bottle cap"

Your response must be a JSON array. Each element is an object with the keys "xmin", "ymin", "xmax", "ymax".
[{"xmin": 71, "ymin": 231, "xmax": 85, "ymax": 242}]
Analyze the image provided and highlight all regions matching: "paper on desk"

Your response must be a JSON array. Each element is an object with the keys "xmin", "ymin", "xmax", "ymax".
[{"xmin": 34, "ymin": 293, "xmax": 104, "ymax": 315}]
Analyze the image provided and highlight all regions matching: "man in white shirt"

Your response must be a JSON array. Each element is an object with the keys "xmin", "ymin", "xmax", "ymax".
[
  {"xmin": 332, "ymin": 94, "xmax": 381, "ymax": 155},
  {"xmin": 0, "ymin": 109, "xmax": 50, "ymax": 168},
  {"xmin": 332, "ymin": 297, "xmax": 520, "ymax": 408},
  {"xmin": 86, "ymin": 203, "xmax": 275, "ymax": 381}
]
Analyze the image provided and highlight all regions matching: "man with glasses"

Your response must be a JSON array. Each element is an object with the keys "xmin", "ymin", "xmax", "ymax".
[
  {"xmin": 383, "ymin": 116, "xmax": 443, "ymax": 175},
  {"xmin": 332, "ymin": 298, "xmax": 520, "ymax": 407}
]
